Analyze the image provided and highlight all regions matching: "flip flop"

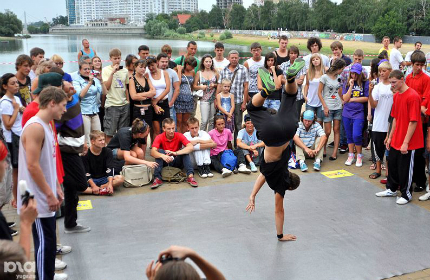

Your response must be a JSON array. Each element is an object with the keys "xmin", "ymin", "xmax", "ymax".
[
  {"xmin": 258, "ymin": 68, "xmax": 276, "ymax": 91},
  {"xmin": 369, "ymin": 163, "xmax": 376, "ymax": 170},
  {"xmin": 329, "ymin": 156, "xmax": 337, "ymax": 161},
  {"xmin": 369, "ymin": 172, "xmax": 381, "ymax": 179}
]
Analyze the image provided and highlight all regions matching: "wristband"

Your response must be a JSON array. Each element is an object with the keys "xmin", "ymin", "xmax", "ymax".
[
  {"xmin": 194, "ymin": 143, "xmax": 201, "ymax": 151},
  {"xmin": 277, "ymin": 233, "xmax": 283, "ymax": 239}
]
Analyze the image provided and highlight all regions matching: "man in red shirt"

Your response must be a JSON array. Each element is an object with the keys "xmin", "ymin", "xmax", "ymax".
[
  {"xmin": 376, "ymin": 70, "xmax": 424, "ymax": 205},
  {"xmin": 405, "ymin": 51, "xmax": 430, "ymax": 192},
  {"xmin": 150, "ymin": 118, "xmax": 197, "ymax": 188}
]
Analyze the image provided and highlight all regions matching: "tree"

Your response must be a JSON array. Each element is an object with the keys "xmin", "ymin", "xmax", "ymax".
[
  {"xmin": 52, "ymin": 15, "xmax": 68, "ymax": 26},
  {"xmin": 208, "ymin": 5, "xmax": 224, "ymax": 28},
  {"xmin": 372, "ymin": 10, "xmax": 407, "ymax": 40},
  {"xmin": 227, "ymin": 4, "xmax": 246, "ymax": 29},
  {"xmin": 310, "ymin": 0, "xmax": 337, "ymax": 31},
  {"xmin": 244, "ymin": 4, "xmax": 260, "ymax": 30},
  {"xmin": 0, "ymin": 11, "xmax": 23, "ymax": 36},
  {"xmin": 144, "ymin": 20, "xmax": 169, "ymax": 37},
  {"xmin": 260, "ymin": 1, "xmax": 275, "ymax": 30}
]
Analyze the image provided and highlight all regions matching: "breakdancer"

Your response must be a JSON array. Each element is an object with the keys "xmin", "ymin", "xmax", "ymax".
[{"xmin": 246, "ymin": 59, "xmax": 304, "ymax": 241}]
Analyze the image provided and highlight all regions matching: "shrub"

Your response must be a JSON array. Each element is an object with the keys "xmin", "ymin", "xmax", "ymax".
[
  {"xmin": 223, "ymin": 30, "xmax": 233, "ymax": 39},
  {"xmin": 219, "ymin": 33, "xmax": 226, "ymax": 40},
  {"xmin": 177, "ymin": 27, "xmax": 186, "ymax": 34},
  {"xmin": 198, "ymin": 31, "xmax": 205, "ymax": 38},
  {"xmin": 210, "ymin": 33, "xmax": 214, "ymax": 38}
]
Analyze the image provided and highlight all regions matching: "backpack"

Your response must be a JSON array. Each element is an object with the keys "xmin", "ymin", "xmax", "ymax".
[
  {"xmin": 220, "ymin": 150, "xmax": 237, "ymax": 171},
  {"xmin": 121, "ymin": 164, "xmax": 154, "ymax": 188},
  {"xmin": 161, "ymin": 166, "xmax": 187, "ymax": 183}
]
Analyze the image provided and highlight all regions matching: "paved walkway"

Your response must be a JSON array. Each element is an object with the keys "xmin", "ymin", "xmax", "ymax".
[{"xmin": 3, "ymin": 144, "xmax": 430, "ymax": 279}]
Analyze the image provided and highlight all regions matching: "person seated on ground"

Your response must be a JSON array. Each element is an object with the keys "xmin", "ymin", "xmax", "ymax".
[
  {"xmin": 146, "ymin": 245, "xmax": 226, "ymax": 280},
  {"xmin": 246, "ymin": 57, "xmax": 304, "ymax": 242},
  {"xmin": 150, "ymin": 118, "xmax": 198, "ymax": 189},
  {"xmin": 106, "ymin": 118, "xmax": 157, "ymax": 168},
  {"xmin": 209, "ymin": 114, "xmax": 251, "ymax": 177},
  {"xmin": 183, "ymin": 117, "xmax": 216, "ymax": 178},
  {"xmin": 237, "ymin": 114, "xmax": 265, "ymax": 173},
  {"xmin": 293, "ymin": 110, "xmax": 327, "ymax": 172},
  {"xmin": 82, "ymin": 130, "xmax": 124, "ymax": 196}
]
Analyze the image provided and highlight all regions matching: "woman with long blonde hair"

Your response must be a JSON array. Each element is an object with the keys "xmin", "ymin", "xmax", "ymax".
[{"xmin": 304, "ymin": 53, "xmax": 325, "ymax": 127}]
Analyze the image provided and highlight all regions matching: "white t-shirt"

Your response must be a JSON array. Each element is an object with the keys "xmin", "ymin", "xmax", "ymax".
[
  {"xmin": 304, "ymin": 53, "xmax": 330, "ymax": 70},
  {"xmin": 0, "ymin": 95, "xmax": 23, "ymax": 142},
  {"xmin": 29, "ymin": 70, "xmax": 36, "ymax": 82},
  {"xmin": 389, "ymin": 48, "xmax": 404, "ymax": 70},
  {"xmin": 213, "ymin": 58, "xmax": 230, "ymax": 73},
  {"xmin": 372, "ymin": 82, "xmax": 393, "ymax": 132},
  {"xmin": 183, "ymin": 130, "xmax": 211, "ymax": 151}
]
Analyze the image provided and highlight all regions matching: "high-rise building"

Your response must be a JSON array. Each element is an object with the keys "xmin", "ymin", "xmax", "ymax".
[
  {"xmin": 66, "ymin": 0, "xmax": 76, "ymax": 25},
  {"xmin": 216, "ymin": 0, "xmax": 243, "ymax": 10},
  {"xmin": 66, "ymin": 0, "xmax": 197, "ymax": 25},
  {"xmin": 165, "ymin": 0, "xmax": 198, "ymax": 14}
]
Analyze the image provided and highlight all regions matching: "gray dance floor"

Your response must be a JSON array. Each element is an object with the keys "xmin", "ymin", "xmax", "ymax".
[{"xmin": 58, "ymin": 173, "xmax": 430, "ymax": 280}]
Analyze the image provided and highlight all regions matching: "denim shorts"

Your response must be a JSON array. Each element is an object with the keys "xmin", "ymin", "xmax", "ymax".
[
  {"xmin": 305, "ymin": 104, "xmax": 324, "ymax": 121},
  {"xmin": 263, "ymin": 99, "xmax": 281, "ymax": 111},
  {"xmin": 323, "ymin": 109, "xmax": 342, "ymax": 123}
]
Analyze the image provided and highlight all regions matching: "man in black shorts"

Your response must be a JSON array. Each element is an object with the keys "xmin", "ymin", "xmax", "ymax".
[{"xmin": 246, "ymin": 58, "xmax": 305, "ymax": 242}]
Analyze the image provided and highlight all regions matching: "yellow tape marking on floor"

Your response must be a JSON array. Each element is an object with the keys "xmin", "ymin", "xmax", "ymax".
[
  {"xmin": 321, "ymin": 169, "xmax": 354, "ymax": 179},
  {"xmin": 77, "ymin": 200, "xmax": 93, "ymax": 211}
]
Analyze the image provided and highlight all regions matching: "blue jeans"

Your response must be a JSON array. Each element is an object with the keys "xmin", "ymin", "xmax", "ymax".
[
  {"xmin": 340, "ymin": 117, "xmax": 348, "ymax": 146},
  {"xmin": 170, "ymin": 106, "xmax": 177, "ymax": 129},
  {"xmin": 154, "ymin": 149, "xmax": 194, "ymax": 180},
  {"xmin": 343, "ymin": 116, "xmax": 364, "ymax": 146},
  {"xmin": 263, "ymin": 99, "xmax": 281, "ymax": 111}
]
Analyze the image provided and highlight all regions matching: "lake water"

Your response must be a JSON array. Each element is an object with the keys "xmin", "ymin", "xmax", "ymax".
[
  {"xmin": 0, "ymin": 34, "xmax": 372, "ymax": 74},
  {"xmin": 0, "ymin": 34, "xmax": 259, "ymax": 74}
]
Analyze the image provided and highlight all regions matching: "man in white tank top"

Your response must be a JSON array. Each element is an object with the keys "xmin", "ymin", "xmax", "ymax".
[
  {"xmin": 17, "ymin": 86, "xmax": 68, "ymax": 280},
  {"xmin": 244, "ymin": 42, "xmax": 265, "ymax": 100}
]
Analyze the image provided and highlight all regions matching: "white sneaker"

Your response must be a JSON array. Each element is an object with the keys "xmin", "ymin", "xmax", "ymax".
[
  {"xmin": 55, "ymin": 258, "xmax": 67, "ymax": 271},
  {"xmin": 221, "ymin": 168, "xmax": 232, "ymax": 178},
  {"xmin": 419, "ymin": 192, "xmax": 430, "ymax": 201},
  {"xmin": 396, "ymin": 197, "xmax": 409, "ymax": 205},
  {"xmin": 345, "ymin": 154, "xmax": 354, "ymax": 166},
  {"xmin": 56, "ymin": 244, "xmax": 72, "ymax": 255},
  {"xmin": 238, "ymin": 163, "xmax": 251, "ymax": 174},
  {"xmin": 54, "ymin": 273, "xmax": 68, "ymax": 280},
  {"xmin": 355, "ymin": 154, "xmax": 363, "ymax": 167},
  {"xmin": 375, "ymin": 189, "xmax": 397, "ymax": 197}
]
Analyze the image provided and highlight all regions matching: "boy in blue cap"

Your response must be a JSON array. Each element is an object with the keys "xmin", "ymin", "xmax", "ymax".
[{"xmin": 293, "ymin": 110, "xmax": 327, "ymax": 171}]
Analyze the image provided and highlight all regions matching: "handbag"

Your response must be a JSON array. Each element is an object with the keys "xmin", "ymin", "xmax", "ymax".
[
  {"xmin": 121, "ymin": 164, "xmax": 154, "ymax": 188},
  {"xmin": 190, "ymin": 71, "xmax": 204, "ymax": 98}
]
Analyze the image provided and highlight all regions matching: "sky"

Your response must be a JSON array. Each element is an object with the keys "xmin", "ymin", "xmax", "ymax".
[{"xmin": 2, "ymin": 0, "xmax": 339, "ymax": 23}]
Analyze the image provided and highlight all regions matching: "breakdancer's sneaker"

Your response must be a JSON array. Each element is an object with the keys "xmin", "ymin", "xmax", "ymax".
[
  {"xmin": 287, "ymin": 57, "xmax": 305, "ymax": 80},
  {"xmin": 375, "ymin": 189, "xmax": 397, "ymax": 197},
  {"xmin": 258, "ymin": 68, "xmax": 276, "ymax": 91}
]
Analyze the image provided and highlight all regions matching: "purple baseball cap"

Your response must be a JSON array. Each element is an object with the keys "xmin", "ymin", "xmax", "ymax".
[{"xmin": 350, "ymin": 63, "xmax": 363, "ymax": 74}]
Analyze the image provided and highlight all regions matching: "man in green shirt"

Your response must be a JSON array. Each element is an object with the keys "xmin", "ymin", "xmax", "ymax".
[{"xmin": 174, "ymin": 41, "xmax": 200, "ymax": 72}]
